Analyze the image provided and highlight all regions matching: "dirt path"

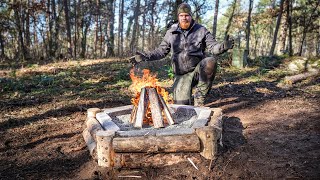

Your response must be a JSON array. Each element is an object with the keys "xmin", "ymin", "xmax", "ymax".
[{"xmin": 0, "ymin": 59, "xmax": 319, "ymax": 179}]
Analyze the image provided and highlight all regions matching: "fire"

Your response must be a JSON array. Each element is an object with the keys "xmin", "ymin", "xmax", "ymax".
[{"xmin": 129, "ymin": 68, "xmax": 172, "ymax": 125}]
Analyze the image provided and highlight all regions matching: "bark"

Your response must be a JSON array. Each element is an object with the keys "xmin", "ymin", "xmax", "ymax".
[
  {"xmin": 212, "ymin": 0, "xmax": 219, "ymax": 38},
  {"xmin": 278, "ymin": 0, "xmax": 289, "ymax": 54},
  {"xmin": 130, "ymin": 0, "xmax": 141, "ymax": 52},
  {"xmin": 13, "ymin": 1, "xmax": 27, "ymax": 61},
  {"xmin": 112, "ymin": 134, "xmax": 200, "ymax": 153},
  {"xmin": 269, "ymin": 0, "xmax": 285, "ymax": 56},
  {"xmin": 74, "ymin": 0, "xmax": 77, "ymax": 59},
  {"xmin": 94, "ymin": 0, "xmax": 100, "ymax": 58},
  {"xmin": 25, "ymin": 0, "xmax": 31, "ymax": 48},
  {"xmin": 147, "ymin": 88, "xmax": 164, "ymax": 128},
  {"xmin": 106, "ymin": 0, "xmax": 115, "ymax": 57},
  {"xmin": 63, "ymin": 0, "xmax": 73, "ymax": 58},
  {"xmin": 117, "ymin": 0, "xmax": 124, "ymax": 56},
  {"xmin": 0, "ymin": 31, "xmax": 4, "ymax": 58},
  {"xmin": 243, "ymin": 0, "xmax": 253, "ymax": 66},
  {"xmin": 134, "ymin": 87, "xmax": 147, "ymax": 128},
  {"xmin": 80, "ymin": 1, "xmax": 91, "ymax": 58},
  {"xmin": 288, "ymin": 0, "xmax": 293, "ymax": 56}
]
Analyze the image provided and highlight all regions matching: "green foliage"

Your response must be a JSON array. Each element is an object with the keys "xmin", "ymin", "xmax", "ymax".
[{"xmin": 165, "ymin": 65, "xmax": 174, "ymax": 79}]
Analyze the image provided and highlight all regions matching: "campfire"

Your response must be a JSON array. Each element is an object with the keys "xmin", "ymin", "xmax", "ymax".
[{"xmin": 129, "ymin": 69, "xmax": 175, "ymax": 128}]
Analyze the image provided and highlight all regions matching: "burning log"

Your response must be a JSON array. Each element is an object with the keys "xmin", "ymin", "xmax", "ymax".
[
  {"xmin": 134, "ymin": 88, "xmax": 147, "ymax": 128},
  {"xmin": 158, "ymin": 92, "xmax": 175, "ymax": 125},
  {"xmin": 148, "ymin": 88, "xmax": 164, "ymax": 128}
]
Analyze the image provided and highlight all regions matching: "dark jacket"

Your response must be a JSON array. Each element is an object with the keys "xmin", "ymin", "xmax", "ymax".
[{"xmin": 144, "ymin": 21, "xmax": 226, "ymax": 75}]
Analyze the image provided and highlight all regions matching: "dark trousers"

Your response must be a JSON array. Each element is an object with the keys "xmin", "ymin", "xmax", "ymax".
[{"xmin": 173, "ymin": 56, "xmax": 217, "ymax": 106}]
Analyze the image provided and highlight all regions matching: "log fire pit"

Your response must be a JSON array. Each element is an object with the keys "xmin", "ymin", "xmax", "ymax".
[{"xmin": 82, "ymin": 104, "xmax": 223, "ymax": 168}]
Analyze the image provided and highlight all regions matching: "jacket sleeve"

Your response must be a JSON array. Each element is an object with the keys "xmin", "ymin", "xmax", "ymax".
[
  {"xmin": 144, "ymin": 30, "xmax": 171, "ymax": 61},
  {"xmin": 204, "ymin": 29, "xmax": 226, "ymax": 55}
]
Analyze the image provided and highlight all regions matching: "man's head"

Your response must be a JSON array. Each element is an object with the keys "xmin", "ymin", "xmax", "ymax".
[{"xmin": 177, "ymin": 3, "xmax": 192, "ymax": 30}]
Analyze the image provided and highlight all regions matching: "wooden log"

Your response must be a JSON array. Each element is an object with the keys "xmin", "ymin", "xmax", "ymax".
[
  {"xmin": 195, "ymin": 126, "xmax": 221, "ymax": 159},
  {"xmin": 147, "ymin": 88, "xmax": 164, "ymax": 128},
  {"xmin": 96, "ymin": 130, "xmax": 115, "ymax": 167},
  {"xmin": 130, "ymin": 105, "xmax": 138, "ymax": 124},
  {"xmin": 96, "ymin": 112, "xmax": 120, "ymax": 132},
  {"xmin": 134, "ymin": 88, "xmax": 147, "ymax": 128},
  {"xmin": 82, "ymin": 128, "xmax": 97, "ymax": 159},
  {"xmin": 104, "ymin": 105, "xmax": 133, "ymax": 116},
  {"xmin": 284, "ymin": 70, "xmax": 319, "ymax": 85},
  {"xmin": 113, "ymin": 134, "xmax": 200, "ymax": 153},
  {"xmin": 208, "ymin": 108, "xmax": 223, "ymax": 128},
  {"xmin": 113, "ymin": 153, "xmax": 201, "ymax": 168},
  {"xmin": 157, "ymin": 93, "xmax": 175, "ymax": 125},
  {"xmin": 87, "ymin": 108, "xmax": 101, "ymax": 118},
  {"xmin": 86, "ymin": 117, "xmax": 103, "ymax": 141}
]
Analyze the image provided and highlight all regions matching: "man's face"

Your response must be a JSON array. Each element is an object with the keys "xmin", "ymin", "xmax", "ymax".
[{"xmin": 178, "ymin": 13, "xmax": 192, "ymax": 30}]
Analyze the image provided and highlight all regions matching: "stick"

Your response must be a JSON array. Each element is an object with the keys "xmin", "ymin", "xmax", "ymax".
[{"xmin": 187, "ymin": 158, "xmax": 199, "ymax": 170}]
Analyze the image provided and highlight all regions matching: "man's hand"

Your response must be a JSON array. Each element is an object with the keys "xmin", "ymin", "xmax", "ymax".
[
  {"xmin": 224, "ymin": 35, "xmax": 234, "ymax": 50},
  {"xmin": 129, "ymin": 51, "xmax": 148, "ymax": 66}
]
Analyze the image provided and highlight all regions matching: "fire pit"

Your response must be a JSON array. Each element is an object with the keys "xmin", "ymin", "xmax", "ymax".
[{"xmin": 82, "ymin": 105, "xmax": 223, "ymax": 168}]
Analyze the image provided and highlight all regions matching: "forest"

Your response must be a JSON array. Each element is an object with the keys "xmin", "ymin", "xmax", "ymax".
[
  {"xmin": 0, "ymin": 0, "xmax": 319, "ymax": 179},
  {"xmin": 0, "ymin": 0, "xmax": 319, "ymax": 62}
]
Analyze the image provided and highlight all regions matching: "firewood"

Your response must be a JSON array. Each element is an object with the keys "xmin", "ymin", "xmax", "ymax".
[
  {"xmin": 112, "ymin": 134, "xmax": 200, "ymax": 153},
  {"xmin": 86, "ymin": 117, "xmax": 103, "ymax": 141},
  {"xmin": 82, "ymin": 128, "xmax": 97, "ymax": 159},
  {"xmin": 157, "ymin": 93, "xmax": 175, "ymax": 125},
  {"xmin": 134, "ymin": 88, "xmax": 147, "ymax": 128},
  {"xmin": 147, "ymin": 88, "xmax": 164, "ymax": 128},
  {"xmin": 130, "ymin": 105, "xmax": 138, "ymax": 124}
]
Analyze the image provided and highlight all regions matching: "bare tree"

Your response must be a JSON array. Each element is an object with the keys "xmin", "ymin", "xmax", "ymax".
[
  {"xmin": 106, "ymin": 0, "xmax": 115, "ymax": 57},
  {"xmin": 117, "ymin": 0, "xmax": 124, "ymax": 56}
]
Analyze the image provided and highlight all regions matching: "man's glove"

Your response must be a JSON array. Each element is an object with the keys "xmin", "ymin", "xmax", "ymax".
[
  {"xmin": 223, "ymin": 35, "xmax": 234, "ymax": 50},
  {"xmin": 129, "ymin": 51, "xmax": 148, "ymax": 66}
]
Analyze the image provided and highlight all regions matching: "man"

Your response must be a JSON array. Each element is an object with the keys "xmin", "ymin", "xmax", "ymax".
[{"xmin": 130, "ymin": 3, "xmax": 234, "ymax": 106}]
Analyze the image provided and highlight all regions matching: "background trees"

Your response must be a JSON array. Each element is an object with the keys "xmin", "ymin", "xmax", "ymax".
[{"xmin": 0, "ymin": 0, "xmax": 319, "ymax": 63}]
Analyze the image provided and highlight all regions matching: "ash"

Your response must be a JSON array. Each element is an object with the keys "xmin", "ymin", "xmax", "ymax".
[{"xmin": 110, "ymin": 108, "xmax": 198, "ymax": 131}]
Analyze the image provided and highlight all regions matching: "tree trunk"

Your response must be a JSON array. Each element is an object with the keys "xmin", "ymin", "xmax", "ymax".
[
  {"xmin": 63, "ymin": 0, "xmax": 73, "ymax": 58},
  {"xmin": 243, "ymin": 0, "xmax": 253, "ymax": 66},
  {"xmin": 25, "ymin": 0, "xmax": 31, "ymax": 49},
  {"xmin": 224, "ymin": 0, "xmax": 237, "ymax": 39},
  {"xmin": 212, "ymin": 0, "xmax": 219, "ymax": 38},
  {"xmin": 0, "ymin": 31, "xmax": 4, "ymax": 58},
  {"xmin": 288, "ymin": 0, "xmax": 293, "ymax": 56},
  {"xmin": 130, "ymin": 0, "xmax": 141, "ymax": 52},
  {"xmin": 13, "ymin": 1, "xmax": 27, "ymax": 61},
  {"xmin": 117, "ymin": 0, "xmax": 124, "ymax": 56},
  {"xmin": 106, "ymin": 0, "xmax": 115, "ymax": 57},
  {"xmin": 278, "ymin": 0, "xmax": 289, "ymax": 54},
  {"xmin": 269, "ymin": 0, "xmax": 285, "ymax": 56},
  {"xmin": 74, "ymin": 0, "xmax": 77, "ymax": 59},
  {"xmin": 298, "ymin": 1, "xmax": 319, "ymax": 56}
]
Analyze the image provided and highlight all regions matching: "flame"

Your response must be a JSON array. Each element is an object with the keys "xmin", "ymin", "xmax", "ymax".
[{"xmin": 129, "ymin": 68, "xmax": 172, "ymax": 125}]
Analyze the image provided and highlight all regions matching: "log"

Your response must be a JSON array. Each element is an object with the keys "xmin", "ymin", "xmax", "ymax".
[
  {"xmin": 112, "ymin": 134, "xmax": 200, "ymax": 153},
  {"xmin": 134, "ymin": 88, "xmax": 147, "ymax": 128},
  {"xmin": 157, "ymin": 92, "xmax": 175, "ymax": 125},
  {"xmin": 116, "ymin": 130, "xmax": 156, "ymax": 137},
  {"xmin": 208, "ymin": 108, "xmax": 223, "ymax": 128},
  {"xmin": 87, "ymin": 108, "xmax": 101, "ymax": 118},
  {"xmin": 195, "ymin": 126, "xmax": 221, "ymax": 159},
  {"xmin": 86, "ymin": 117, "xmax": 103, "ymax": 140},
  {"xmin": 82, "ymin": 128, "xmax": 97, "ymax": 159},
  {"xmin": 96, "ymin": 112, "xmax": 120, "ymax": 132},
  {"xmin": 113, "ymin": 153, "xmax": 201, "ymax": 168},
  {"xmin": 147, "ymin": 88, "xmax": 164, "ymax": 128},
  {"xmin": 130, "ymin": 105, "xmax": 138, "ymax": 124},
  {"xmin": 96, "ymin": 130, "xmax": 115, "ymax": 167},
  {"xmin": 284, "ymin": 70, "xmax": 319, "ymax": 84}
]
